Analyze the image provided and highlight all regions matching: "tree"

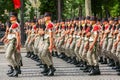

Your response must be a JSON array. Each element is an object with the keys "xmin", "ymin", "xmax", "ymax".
[
  {"xmin": 62, "ymin": 0, "xmax": 84, "ymax": 19},
  {"xmin": 0, "ymin": 0, "xmax": 14, "ymax": 22},
  {"xmin": 85, "ymin": 0, "xmax": 92, "ymax": 16},
  {"xmin": 39, "ymin": 0, "xmax": 57, "ymax": 20}
]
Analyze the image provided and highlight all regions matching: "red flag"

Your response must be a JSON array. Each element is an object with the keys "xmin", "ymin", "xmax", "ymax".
[{"xmin": 12, "ymin": 0, "xmax": 21, "ymax": 9}]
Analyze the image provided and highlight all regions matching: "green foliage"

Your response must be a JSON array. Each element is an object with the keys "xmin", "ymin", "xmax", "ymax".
[
  {"xmin": 0, "ymin": 0, "xmax": 14, "ymax": 22},
  {"xmin": 63, "ymin": 0, "xmax": 85, "ymax": 19},
  {"xmin": 91, "ymin": 0, "xmax": 120, "ymax": 18},
  {"xmin": 39, "ymin": 0, "xmax": 57, "ymax": 20},
  {"xmin": 0, "ymin": 0, "xmax": 120, "ymax": 22}
]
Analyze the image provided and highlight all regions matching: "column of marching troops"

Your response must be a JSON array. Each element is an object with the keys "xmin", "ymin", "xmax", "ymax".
[
  {"xmin": 1, "ymin": 11, "xmax": 120, "ymax": 77},
  {"xmin": 25, "ymin": 14, "xmax": 120, "ymax": 76}
]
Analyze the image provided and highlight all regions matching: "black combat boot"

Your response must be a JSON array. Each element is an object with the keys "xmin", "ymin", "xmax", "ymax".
[
  {"xmin": 63, "ymin": 56, "xmax": 68, "ymax": 61},
  {"xmin": 39, "ymin": 64, "xmax": 44, "ymax": 68},
  {"xmin": 74, "ymin": 58, "xmax": 79, "ymax": 65},
  {"xmin": 35, "ymin": 56, "xmax": 40, "ymax": 62},
  {"xmin": 70, "ymin": 57, "xmax": 78, "ymax": 65},
  {"xmin": 76, "ymin": 60, "xmax": 83, "ymax": 67},
  {"xmin": 7, "ymin": 65, "xmax": 14, "ymax": 75},
  {"xmin": 99, "ymin": 57, "xmax": 103, "ymax": 63},
  {"xmin": 59, "ymin": 53, "xmax": 64, "ymax": 59},
  {"xmin": 61, "ymin": 53, "xmax": 66, "ymax": 59},
  {"xmin": 108, "ymin": 59, "xmax": 115, "ymax": 67},
  {"xmin": 33, "ymin": 55, "xmax": 38, "ymax": 61},
  {"xmin": 41, "ymin": 64, "xmax": 49, "ymax": 74},
  {"xmin": 112, "ymin": 61, "xmax": 120, "ymax": 70},
  {"xmin": 80, "ymin": 61, "xmax": 87, "ymax": 70},
  {"xmin": 52, "ymin": 51, "xmax": 54, "ymax": 56},
  {"xmin": 18, "ymin": 66, "xmax": 21, "ymax": 74},
  {"xmin": 89, "ymin": 66, "xmax": 101, "ymax": 75},
  {"xmin": 101, "ymin": 58, "xmax": 107, "ymax": 64},
  {"xmin": 79, "ymin": 61, "xmax": 84, "ymax": 67},
  {"xmin": 27, "ymin": 52, "xmax": 32, "ymax": 58},
  {"xmin": 44, "ymin": 65, "xmax": 56, "ymax": 76},
  {"xmin": 76, "ymin": 63, "xmax": 81, "ymax": 67},
  {"xmin": 20, "ymin": 59, "xmax": 23, "ymax": 66},
  {"xmin": 31, "ymin": 52, "xmax": 35, "ymax": 60},
  {"xmin": 36, "ymin": 61, "xmax": 43, "ymax": 66},
  {"xmin": 8, "ymin": 66, "xmax": 19, "ymax": 77},
  {"xmin": 83, "ymin": 65, "xmax": 91, "ymax": 73},
  {"xmin": 67, "ymin": 57, "xmax": 72, "ymax": 63},
  {"xmin": 55, "ymin": 51, "xmax": 59, "ymax": 57}
]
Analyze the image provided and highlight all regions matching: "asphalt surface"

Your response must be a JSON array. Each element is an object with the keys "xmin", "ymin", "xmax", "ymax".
[{"xmin": 0, "ymin": 47, "xmax": 120, "ymax": 80}]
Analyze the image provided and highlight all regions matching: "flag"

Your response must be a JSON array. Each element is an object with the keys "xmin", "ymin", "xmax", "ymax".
[{"xmin": 12, "ymin": 0, "xmax": 21, "ymax": 9}]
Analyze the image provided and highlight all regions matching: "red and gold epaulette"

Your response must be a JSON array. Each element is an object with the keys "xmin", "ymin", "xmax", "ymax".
[
  {"xmin": 93, "ymin": 25, "xmax": 99, "ymax": 31},
  {"xmin": 11, "ymin": 23, "xmax": 18, "ymax": 29},
  {"xmin": 47, "ymin": 23, "xmax": 53, "ymax": 30}
]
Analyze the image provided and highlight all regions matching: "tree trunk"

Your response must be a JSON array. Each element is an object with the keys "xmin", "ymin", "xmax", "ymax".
[
  {"xmin": 78, "ymin": 5, "xmax": 82, "ymax": 17},
  {"xmin": 20, "ymin": 0, "xmax": 25, "ymax": 45},
  {"xmin": 85, "ymin": 0, "xmax": 92, "ymax": 16},
  {"xmin": 105, "ymin": 8, "xmax": 110, "ymax": 18},
  {"xmin": 57, "ymin": 0, "xmax": 61, "ymax": 20}
]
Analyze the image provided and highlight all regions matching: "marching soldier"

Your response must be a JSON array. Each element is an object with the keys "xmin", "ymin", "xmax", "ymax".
[
  {"xmin": 100, "ymin": 18, "xmax": 109, "ymax": 64},
  {"xmin": 5, "ymin": 12, "xmax": 21, "ymax": 77},
  {"xmin": 27, "ymin": 20, "xmax": 37, "ymax": 59},
  {"xmin": 111, "ymin": 17, "xmax": 120, "ymax": 72},
  {"xmin": 25, "ymin": 21, "xmax": 32, "ymax": 58},
  {"xmin": 116, "ymin": 32, "xmax": 120, "ymax": 75},
  {"xmin": 87, "ymin": 17, "xmax": 100, "ymax": 75},
  {"xmin": 40, "ymin": 12, "xmax": 56, "ymax": 76},
  {"xmin": 74, "ymin": 17, "xmax": 83, "ymax": 67},
  {"xmin": 78, "ymin": 17, "xmax": 89, "ymax": 70}
]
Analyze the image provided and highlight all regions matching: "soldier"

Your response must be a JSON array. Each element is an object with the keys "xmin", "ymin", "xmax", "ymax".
[
  {"xmin": 35, "ymin": 16, "xmax": 46, "ymax": 63},
  {"xmin": 5, "ymin": 12, "xmax": 21, "ymax": 77},
  {"xmin": 114, "ymin": 18, "xmax": 120, "ymax": 75},
  {"xmin": 78, "ymin": 17, "xmax": 89, "ymax": 70},
  {"xmin": 56, "ymin": 19, "xmax": 66, "ymax": 58},
  {"xmin": 69, "ymin": 18, "xmax": 80, "ymax": 65},
  {"xmin": 40, "ymin": 12, "xmax": 56, "ymax": 76},
  {"xmin": 1, "ymin": 21, "xmax": 12, "ymax": 75},
  {"xmin": 25, "ymin": 21, "xmax": 32, "ymax": 58},
  {"xmin": 100, "ymin": 18, "xmax": 109, "ymax": 64},
  {"xmin": 106, "ymin": 17, "xmax": 118, "ymax": 67},
  {"xmin": 111, "ymin": 18, "xmax": 120, "ymax": 70},
  {"xmin": 30, "ymin": 19, "xmax": 41, "ymax": 61},
  {"xmin": 27, "ymin": 20, "xmax": 37, "ymax": 60},
  {"xmin": 64, "ymin": 19, "xmax": 74, "ymax": 63},
  {"xmin": 74, "ymin": 17, "xmax": 83, "ymax": 67},
  {"xmin": 96, "ymin": 19, "xmax": 104, "ymax": 63},
  {"xmin": 37, "ymin": 16, "xmax": 46, "ymax": 67},
  {"xmin": 87, "ymin": 16, "xmax": 100, "ymax": 75},
  {"xmin": 72, "ymin": 17, "xmax": 82, "ymax": 65}
]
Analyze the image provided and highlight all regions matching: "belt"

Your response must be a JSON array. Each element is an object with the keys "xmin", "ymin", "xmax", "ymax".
[
  {"xmin": 89, "ymin": 41, "xmax": 94, "ymax": 42},
  {"xmin": 9, "ymin": 37, "xmax": 16, "ymax": 40},
  {"xmin": 9, "ymin": 38, "xmax": 16, "ymax": 44},
  {"xmin": 108, "ymin": 37, "xmax": 113, "ymax": 39}
]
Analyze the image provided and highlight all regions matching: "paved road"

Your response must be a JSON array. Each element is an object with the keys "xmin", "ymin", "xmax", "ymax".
[{"xmin": 0, "ymin": 52, "xmax": 120, "ymax": 80}]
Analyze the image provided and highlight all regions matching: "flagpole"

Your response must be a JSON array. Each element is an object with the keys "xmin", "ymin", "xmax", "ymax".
[{"xmin": 20, "ymin": 0, "xmax": 25, "ymax": 45}]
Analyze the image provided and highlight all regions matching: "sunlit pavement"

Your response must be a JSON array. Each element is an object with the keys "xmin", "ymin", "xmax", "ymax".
[{"xmin": 0, "ymin": 46, "xmax": 120, "ymax": 80}]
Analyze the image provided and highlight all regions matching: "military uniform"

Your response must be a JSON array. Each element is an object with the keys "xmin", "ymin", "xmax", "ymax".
[
  {"xmin": 5, "ymin": 12, "xmax": 21, "ymax": 77},
  {"xmin": 87, "ymin": 23, "xmax": 100, "ymax": 75},
  {"xmin": 40, "ymin": 12, "xmax": 56, "ymax": 76}
]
